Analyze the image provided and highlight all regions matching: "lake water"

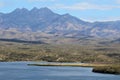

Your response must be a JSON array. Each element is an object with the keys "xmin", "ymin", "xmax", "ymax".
[{"xmin": 0, "ymin": 62, "xmax": 120, "ymax": 80}]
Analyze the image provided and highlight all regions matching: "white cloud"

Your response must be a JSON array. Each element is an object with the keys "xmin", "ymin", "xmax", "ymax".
[
  {"xmin": 85, "ymin": 16, "xmax": 120, "ymax": 22},
  {"xmin": 53, "ymin": 2, "xmax": 120, "ymax": 10},
  {"xmin": 100, "ymin": 16, "xmax": 120, "ymax": 21},
  {"xmin": 0, "ymin": 2, "xmax": 4, "ymax": 7},
  {"xmin": 116, "ymin": 0, "xmax": 120, "ymax": 4},
  {"xmin": 28, "ymin": 0, "xmax": 56, "ymax": 2}
]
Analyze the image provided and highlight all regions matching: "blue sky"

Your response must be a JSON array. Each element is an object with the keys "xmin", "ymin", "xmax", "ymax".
[{"xmin": 0, "ymin": 0, "xmax": 120, "ymax": 22}]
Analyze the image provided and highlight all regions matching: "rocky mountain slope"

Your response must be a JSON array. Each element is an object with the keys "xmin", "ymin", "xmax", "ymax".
[{"xmin": 0, "ymin": 7, "xmax": 120, "ymax": 43}]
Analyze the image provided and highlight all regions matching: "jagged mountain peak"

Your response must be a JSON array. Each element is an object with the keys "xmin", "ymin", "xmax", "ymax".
[
  {"xmin": 9, "ymin": 7, "xmax": 53, "ymax": 15},
  {"xmin": 30, "ymin": 7, "xmax": 53, "ymax": 13},
  {"xmin": 39, "ymin": 7, "xmax": 52, "ymax": 11},
  {"xmin": 0, "ymin": 7, "xmax": 120, "ymax": 38},
  {"xmin": 12, "ymin": 8, "xmax": 29, "ymax": 13}
]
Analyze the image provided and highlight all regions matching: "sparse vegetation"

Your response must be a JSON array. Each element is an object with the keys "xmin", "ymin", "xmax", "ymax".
[
  {"xmin": 0, "ymin": 41, "xmax": 120, "ymax": 64},
  {"xmin": 92, "ymin": 65, "xmax": 120, "ymax": 74}
]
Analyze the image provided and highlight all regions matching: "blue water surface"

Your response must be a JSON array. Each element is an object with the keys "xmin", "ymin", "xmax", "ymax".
[{"xmin": 0, "ymin": 62, "xmax": 119, "ymax": 80}]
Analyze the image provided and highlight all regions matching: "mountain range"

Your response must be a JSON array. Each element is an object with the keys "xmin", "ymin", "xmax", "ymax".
[{"xmin": 0, "ymin": 7, "xmax": 120, "ymax": 44}]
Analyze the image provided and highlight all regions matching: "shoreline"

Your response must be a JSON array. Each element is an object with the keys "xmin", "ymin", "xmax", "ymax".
[
  {"xmin": 27, "ymin": 62, "xmax": 120, "ymax": 75},
  {"xmin": 27, "ymin": 62, "xmax": 107, "ymax": 67}
]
